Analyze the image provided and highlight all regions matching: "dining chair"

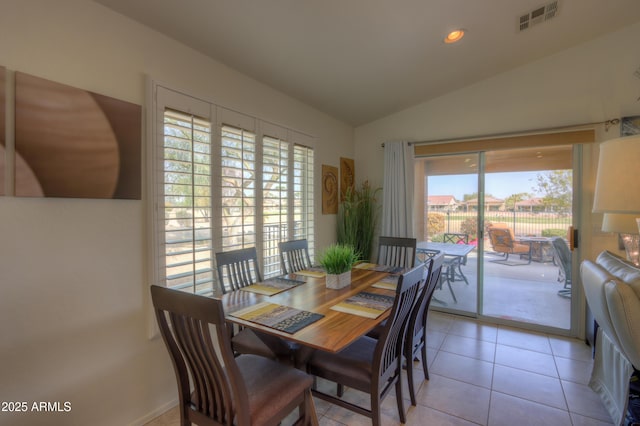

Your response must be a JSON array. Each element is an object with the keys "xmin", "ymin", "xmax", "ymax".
[
  {"xmin": 279, "ymin": 239, "xmax": 313, "ymax": 274},
  {"xmin": 215, "ymin": 247, "xmax": 262, "ymax": 293},
  {"xmin": 306, "ymin": 265, "xmax": 423, "ymax": 426},
  {"xmin": 150, "ymin": 285, "xmax": 318, "ymax": 426},
  {"xmin": 215, "ymin": 247, "xmax": 295, "ymax": 363},
  {"xmin": 403, "ymin": 253, "xmax": 445, "ymax": 405},
  {"xmin": 552, "ymin": 237, "xmax": 572, "ymax": 298},
  {"xmin": 377, "ymin": 236, "xmax": 417, "ymax": 269}
]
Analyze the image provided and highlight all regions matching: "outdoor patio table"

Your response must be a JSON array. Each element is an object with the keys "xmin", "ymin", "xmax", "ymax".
[{"xmin": 416, "ymin": 241, "xmax": 476, "ymax": 303}]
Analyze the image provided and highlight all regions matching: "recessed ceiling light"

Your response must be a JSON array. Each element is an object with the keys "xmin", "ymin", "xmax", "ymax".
[{"xmin": 444, "ymin": 29, "xmax": 465, "ymax": 44}]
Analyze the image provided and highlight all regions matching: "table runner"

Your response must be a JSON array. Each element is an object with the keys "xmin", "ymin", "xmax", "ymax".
[
  {"xmin": 229, "ymin": 302, "xmax": 324, "ymax": 334},
  {"xmin": 330, "ymin": 291, "xmax": 395, "ymax": 319}
]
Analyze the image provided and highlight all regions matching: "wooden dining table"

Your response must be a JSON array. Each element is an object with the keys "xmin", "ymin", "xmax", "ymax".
[{"xmin": 221, "ymin": 267, "xmax": 396, "ymax": 353}]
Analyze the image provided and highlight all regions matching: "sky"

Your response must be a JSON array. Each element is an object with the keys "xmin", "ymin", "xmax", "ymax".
[{"xmin": 428, "ymin": 171, "xmax": 543, "ymax": 200}]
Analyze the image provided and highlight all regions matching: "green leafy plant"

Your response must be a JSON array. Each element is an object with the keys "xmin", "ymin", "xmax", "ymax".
[
  {"xmin": 337, "ymin": 181, "xmax": 381, "ymax": 261},
  {"xmin": 318, "ymin": 244, "xmax": 358, "ymax": 275}
]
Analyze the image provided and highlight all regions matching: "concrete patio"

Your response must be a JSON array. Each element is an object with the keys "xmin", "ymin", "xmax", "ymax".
[{"xmin": 431, "ymin": 251, "xmax": 571, "ymax": 330}]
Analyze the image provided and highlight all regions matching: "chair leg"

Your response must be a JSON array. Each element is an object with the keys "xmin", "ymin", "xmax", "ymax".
[
  {"xmin": 447, "ymin": 278, "xmax": 457, "ymax": 303},
  {"xmin": 301, "ymin": 389, "xmax": 318, "ymax": 426},
  {"xmin": 395, "ymin": 376, "xmax": 406, "ymax": 424},
  {"xmin": 372, "ymin": 393, "xmax": 382, "ymax": 426},
  {"xmin": 337, "ymin": 383, "xmax": 344, "ymax": 397},
  {"xmin": 421, "ymin": 342, "xmax": 429, "ymax": 380},
  {"xmin": 406, "ymin": 353, "xmax": 417, "ymax": 406}
]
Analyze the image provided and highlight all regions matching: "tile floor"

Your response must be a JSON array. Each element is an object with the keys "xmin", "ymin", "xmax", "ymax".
[{"xmin": 145, "ymin": 312, "xmax": 613, "ymax": 426}]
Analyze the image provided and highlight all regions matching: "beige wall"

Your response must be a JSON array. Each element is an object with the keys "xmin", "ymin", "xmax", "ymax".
[
  {"xmin": 355, "ymin": 21, "xmax": 640, "ymax": 264},
  {"xmin": 0, "ymin": 1, "xmax": 352, "ymax": 425}
]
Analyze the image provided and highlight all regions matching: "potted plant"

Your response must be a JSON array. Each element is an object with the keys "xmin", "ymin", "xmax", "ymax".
[
  {"xmin": 337, "ymin": 181, "xmax": 381, "ymax": 262},
  {"xmin": 318, "ymin": 243, "xmax": 358, "ymax": 289}
]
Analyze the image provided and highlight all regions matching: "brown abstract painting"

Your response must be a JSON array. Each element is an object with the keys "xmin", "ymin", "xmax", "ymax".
[
  {"xmin": 322, "ymin": 164, "xmax": 338, "ymax": 214},
  {"xmin": 15, "ymin": 72, "xmax": 141, "ymax": 199},
  {"xmin": 0, "ymin": 66, "xmax": 5, "ymax": 196},
  {"xmin": 340, "ymin": 157, "xmax": 354, "ymax": 201}
]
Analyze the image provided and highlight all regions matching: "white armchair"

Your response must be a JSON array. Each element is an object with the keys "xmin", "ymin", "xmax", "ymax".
[{"xmin": 581, "ymin": 250, "xmax": 640, "ymax": 425}]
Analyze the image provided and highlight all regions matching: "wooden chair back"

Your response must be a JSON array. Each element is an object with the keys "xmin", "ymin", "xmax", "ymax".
[
  {"xmin": 150, "ymin": 285, "xmax": 247, "ymax": 425},
  {"xmin": 373, "ymin": 265, "xmax": 423, "ymax": 394},
  {"xmin": 377, "ymin": 236, "xmax": 417, "ymax": 269},
  {"xmin": 215, "ymin": 247, "xmax": 262, "ymax": 294},
  {"xmin": 279, "ymin": 239, "xmax": 312, "ymax": 274}
]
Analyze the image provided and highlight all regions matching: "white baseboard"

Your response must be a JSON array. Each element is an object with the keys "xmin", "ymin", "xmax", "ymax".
[{"xmin": 128, "ymin": 398, "xmax": 178, "ymax": 426}]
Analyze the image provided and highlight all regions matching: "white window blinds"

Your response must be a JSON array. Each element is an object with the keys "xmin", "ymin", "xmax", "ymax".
[
  {"xmin": 162, "ymin": 109, "xmax": 214, "ymax": 295},
  {"xmin": 151, "ymin": 85, "xmax": 315, "ymax": 293}
]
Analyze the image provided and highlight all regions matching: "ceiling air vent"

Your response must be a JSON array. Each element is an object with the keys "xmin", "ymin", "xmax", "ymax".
[{"xmin": 519, "ymin": 1, "xmax": 559, "ymax": 32}]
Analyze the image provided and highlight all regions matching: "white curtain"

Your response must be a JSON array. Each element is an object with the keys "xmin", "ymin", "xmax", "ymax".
[{"xmin": 382, "ymin": 141, "xmax": 414, "ymax": 237}]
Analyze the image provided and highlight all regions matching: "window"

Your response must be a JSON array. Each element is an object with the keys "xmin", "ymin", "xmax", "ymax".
[
  {"xmin": 151, "ymin": 85, "xmax": 315, "ymax": 294},
  {"xmin": 161, "ymin": 109, "xmax": 213, "ymax": 295}
]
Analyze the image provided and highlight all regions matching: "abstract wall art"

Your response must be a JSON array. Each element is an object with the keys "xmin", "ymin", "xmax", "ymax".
[
  {"xmin": 322, "ymin": 164, "xmax": 338, "ymax": 214},
  {"xmin": 14, "ymin": 72, "xmax": 141, "ymax": 199},
  {"xmin": 0, "ymin": 66, "xmax": 5, "ymax": 196},
  {"xmin": 340, "ymin": 157, "xmax": 354, "ymax": 201}
]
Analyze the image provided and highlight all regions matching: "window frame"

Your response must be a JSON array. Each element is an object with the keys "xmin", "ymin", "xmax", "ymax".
[{"xmin": 148, "ymin": 81, "xmax": 316, "ymax": 298}]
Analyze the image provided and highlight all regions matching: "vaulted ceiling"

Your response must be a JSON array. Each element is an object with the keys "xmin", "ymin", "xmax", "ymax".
[{"xmin": 93, "ymin": 0, "xmax": 640, "ymax": 125}]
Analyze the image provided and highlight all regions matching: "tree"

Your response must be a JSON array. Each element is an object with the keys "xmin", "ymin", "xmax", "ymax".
[
  {"xmin": 504, "ymin": 192, "xmax": 531, "ymax": 211},
  {"xmin": 534, "ymin": 170, "xmax": 572, "ymax": 213}
]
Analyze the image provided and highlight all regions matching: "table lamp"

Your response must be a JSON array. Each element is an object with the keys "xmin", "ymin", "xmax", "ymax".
[
  {"xmin": 601, "ymin": 213, "xmax": 640, "ymax": 265},
  {"xmin": 593, "ymin": 135, "xmax": 640, "ymax": 265}
]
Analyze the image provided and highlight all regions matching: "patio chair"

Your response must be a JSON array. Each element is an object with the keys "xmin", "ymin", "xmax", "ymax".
[
  {"xmin": 487, "ymin": 226, "xmax": 531, "ymax": 265},
  {"xmin": 150, "ymin": 285, "xmax": 317, "ymax": 426},
  {"xmin": 442, "ymin": 233, "xmax": 470, "ymax": 285},
  {"xmin": 551, "ymin": 237, "xmax": 571, "ymax": 298}
]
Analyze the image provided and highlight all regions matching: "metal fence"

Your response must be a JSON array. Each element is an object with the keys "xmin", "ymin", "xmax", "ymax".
[{"xmin": 427, "ymin": 211, "xmax": 571, "ymax": 240}]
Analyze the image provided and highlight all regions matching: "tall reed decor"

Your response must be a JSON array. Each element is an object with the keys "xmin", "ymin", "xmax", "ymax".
[{"xmin": 337, "ymin": 181, "xmax": 381, "ymax": 262}]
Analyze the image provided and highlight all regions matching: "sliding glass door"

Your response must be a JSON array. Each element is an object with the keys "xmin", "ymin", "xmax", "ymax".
[
  {"xmin": 418, "ymin": 153, "xmax": 480, "ymax": 316},
  {"xmin": 482, "ymin": 146, "xmax": 573, "ymax": 330},
  {"xmin": 419, "ymin": 145, "xmax": 575, "ymax": 332}
]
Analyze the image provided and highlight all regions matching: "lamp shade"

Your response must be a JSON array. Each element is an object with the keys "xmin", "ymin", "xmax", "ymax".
[
  {"xmin": 593, "ymin": 135, "xmax": 640, "ymax": 214},
  {"xmin": 602, "ymin": 213, "xmax": 640, "ymax": 234}
]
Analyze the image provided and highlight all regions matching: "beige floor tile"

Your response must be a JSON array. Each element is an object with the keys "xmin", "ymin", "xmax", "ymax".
[
  {"xmin": 496, "ymin": 326, "xmax": 552, "ymax": 354},
  {"xmin": 488, "ymin": 391, "xmax": 571, "ymax": 426},
  {"xmin": 440, "ymin": 334, "xmax": 496, "ymax": 362},
  {"xmin": 426, "ymin": 311, "xmax": 456, "ymax": 333},
  {"xmin": 561, "ymin": 380, "xmax": 612, "ymax": 422},
  {"xmin": 549, "ymin": 336, "xmax": 594, "ymax": 362},
  {"xmin": 430, "ymin": 351, "xmax": 494, "ymax": 388},
  {"xmin": 492, "ymin": 364, "xmax": 566, "ymax": 409},
  {"xmin": 426, "ymin": 329, "xmax": 447, "ymax": 349},
  {"xmin": 448, "ymin": 318, "xmax": 498, "ymax": 343},
  {"xmin": 569, "ymin": 412, "xmax": 615, "ymax": 426},
  {"xmin": 494, "ymin": 344, "xmax": 558, "ymax": 377},
  {"xmin": 554, "ymin": 356, "xmax": 593, "ymax": 385},
  {"xmin": 417, "ymin": 373, "xmax": 491, "ymax": 424},
  {"xmin": 405, "ymin": 403, "xmax": 480, "ymax": 425}
]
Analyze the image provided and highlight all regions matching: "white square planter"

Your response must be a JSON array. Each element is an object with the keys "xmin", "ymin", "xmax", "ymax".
[{"xmin": 326, "ymin": 270, "xmax": 351, "ymax": 289}]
